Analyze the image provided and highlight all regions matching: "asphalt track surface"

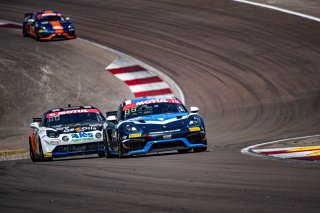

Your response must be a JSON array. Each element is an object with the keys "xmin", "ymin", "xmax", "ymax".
[{"xmin": 1, "ymin": 0, "xmax": 320, "ymax": 212}]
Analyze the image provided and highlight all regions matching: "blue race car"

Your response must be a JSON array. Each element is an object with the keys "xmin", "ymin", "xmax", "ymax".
[
  {"xmin": 23, "ymin": 10, "xmax": 76, "ymax": 41},
  {"xmin": 104, "ymin": 97, "xmax": 207, "ymax": 158}
]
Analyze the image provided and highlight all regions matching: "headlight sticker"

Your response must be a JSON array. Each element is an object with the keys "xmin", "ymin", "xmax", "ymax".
[
  {"xmin": 189, "ymin": 127, "xmax": 201, "ymax": 132},
  {"xmin": 129, "ymin": 133, "xmax": 142, "ymax": 138}
]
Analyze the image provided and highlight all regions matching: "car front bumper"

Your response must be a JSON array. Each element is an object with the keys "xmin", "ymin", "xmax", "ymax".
[{"xmin": 118, "ymin": 130, "xmax": 207, "ymax": 155}]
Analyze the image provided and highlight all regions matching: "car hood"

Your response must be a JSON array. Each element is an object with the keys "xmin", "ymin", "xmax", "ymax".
[
  {"xmin": 125, "ymin": 113, "xmax": 189, "ymax": 131},
  {"xmin": 49, "ymin": 122, "xmax": 104, "ymax": 134},
  {"xmin": 39, "ymin": 21, "xmax": 72, "ymax": 29}
]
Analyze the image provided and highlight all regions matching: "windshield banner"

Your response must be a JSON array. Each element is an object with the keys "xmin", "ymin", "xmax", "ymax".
[
  {"xmin": 46, "ymin": 109, "xmax": 99, "ymax": 118},
  {"xmin": 123, "ymin": 98, "xmax": 181, "ymax": 111}
]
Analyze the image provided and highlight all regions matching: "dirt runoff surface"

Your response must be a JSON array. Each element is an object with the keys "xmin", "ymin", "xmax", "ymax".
[{"xmin": 0, "ymin": 27, "xmax": 133, "ymax": 151}]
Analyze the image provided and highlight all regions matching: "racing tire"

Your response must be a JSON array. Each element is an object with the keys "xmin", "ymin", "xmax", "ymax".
[
  {"xmin": 22, "ymin": 27, "xmax": 28, "ymax": 37},
  {"xmin": 35, "ymin": 32, "xmax": 40, "ymax": 41},
  {"xmin": 193, "ymin": 147, "xmax": 207, "ymax": 152},
  {"xmin": 38, "ymin": 140, "xmax": 45, "ymax": 161},
  {"xmin": 117, "ymin": 133, "xmax": 127, "ymax": 158},
  {"xmin": 98, "ymin": 152, "xmax": 105, "ymax": 158},
  {"xmin": 29, "ymin": 141, "xmax": 38, "ymax": 162},
  {"xmin": 103, "ymin": 132, "xmax": 113, "ymax": 158},
  {"xmin": 178, "ymin": 148, "xmax": 192, "ymax": 154},
  {"xmin": 38, "ymin": 140, "xmax": 53, "ymax": 161}
]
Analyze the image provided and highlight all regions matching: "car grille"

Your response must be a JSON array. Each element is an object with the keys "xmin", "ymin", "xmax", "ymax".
[
  {"xmin": 187, "ymin": 135, "xmax": 203, "ymax": 144},
  {"xmin": 130, "ymin": 141, "xmax": 147, "ymax": 151},
  {"xmin": 53, "ymin": 142, "xmax": 104, "ymax": 153},
  {"xmin": 149, "ymin": 140, "xmax": 186, "ymax": 152}
]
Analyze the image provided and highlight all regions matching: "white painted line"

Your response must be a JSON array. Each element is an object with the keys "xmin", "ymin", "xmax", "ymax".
[
  {"xmin": 271, "ymin": 151, "xmax": 317, "ymax": 159},
  {"xmin": 106, "ymin": 58, "xmax": 139, "ymax": 69},
  {"xmin": 233, "ymin": 0, "xmax": 320, "ymax": 23},
  {"xmin": 114, "ymin": 71, "xmax": 157, "ymax": 81},
  {"xmin": 129, "ymin": 82, "xmax": 170, "ymax": 93},
  {"xmin": 149, "ymin": 94, "xmax": 175, "ymax": 99},
  {"xmin": 252, "ymin": 147, "xmax": 292, "ymax": 153}
]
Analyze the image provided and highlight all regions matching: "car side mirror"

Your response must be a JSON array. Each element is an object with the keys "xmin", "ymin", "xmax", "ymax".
[
  {"xmin": 107, "ymin": 115, "xmax": 117, "ymax": 122},
  {"xmin": 27, "ymin": 19, "xmax": 35, "ymax": 23},
  {"xmin": 190, "ymin": 106, "xmax": 199, "ymax": 113},
  {"xmin": 65, "ymin": 17, "xmax": 70, "ymax": 21},
  {"xmin": 30, "ymin": 122, "xmax": 40, "ymax": 129}
]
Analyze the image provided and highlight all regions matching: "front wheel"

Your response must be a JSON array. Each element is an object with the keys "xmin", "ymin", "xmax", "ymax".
[
  {"xmin": 35, "ymin": 32, "xmax": 40, "ymax": 41},
  {"xmin": 117, "ymin": 133, "xmax": 128, "ymax": 158},
  {"xmin": 29, "ymin": 141, "xmax": 38, "ymax": 162},
  {"xmin": 22, "ymin": 27, "xmax": 28, "ymax": 37},
  {"xmin": 193, "ymin": 147, "xmax": 207, "ymax": 152},
  {"xmin": 103, "ymin": 132, "xmax": 112, "ymax": 158},
  {"xmin": 39, "ymin": 140, "xmax": 52, "ymax": 161}
]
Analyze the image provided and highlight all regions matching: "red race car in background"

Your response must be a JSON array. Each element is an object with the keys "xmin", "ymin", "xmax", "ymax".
[{"xmin": 22, "ymin": 10, "xmax": 76, "ymax": 41}]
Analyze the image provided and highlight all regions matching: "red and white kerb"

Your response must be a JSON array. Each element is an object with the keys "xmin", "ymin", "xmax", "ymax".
[
  {"xmin": 0, "ymin": 20, "xmax": 21, "ymax": 29},
  {"xmin": 106, "ymin": 58, "xmax": 173, "ymax": 98}
]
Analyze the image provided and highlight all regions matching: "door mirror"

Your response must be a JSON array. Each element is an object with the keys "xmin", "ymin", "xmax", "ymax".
[
  {"xmin": 190, "ymin": 106, "xmax": 199, "ymax": 113},
  {"xmin": 65, "ymin": 17, "xmax": 70, "ymax": 21},
  {"xmin": 107, "ymin": 115, "xmax": 117, "ymax": 122},
  {"xmin": 30, "ymin": 122, "xmax": 40, "ymax": 129}
]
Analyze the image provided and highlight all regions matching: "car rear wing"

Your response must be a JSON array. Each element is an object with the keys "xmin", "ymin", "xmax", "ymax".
[
  {"xmin": 24, "ymin": 13, "xmax": 33, "ymax": 18},
  {"xmin": 33, "ymin": 117, "xmax": 42, "ymax": 123},
  {"xmin": 106, "ymin": 111, "xmax": 117, "ymax": 117}
]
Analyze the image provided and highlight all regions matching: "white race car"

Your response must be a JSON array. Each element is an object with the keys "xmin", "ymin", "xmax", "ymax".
[{"xmin": 29, "ymin": 105, "xmax": 108, "ymax": 161}]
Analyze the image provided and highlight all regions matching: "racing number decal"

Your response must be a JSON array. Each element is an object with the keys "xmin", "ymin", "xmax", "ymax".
[{"xmin": 124, "ymin": 107, "xmax": 136, "ymax": 117}]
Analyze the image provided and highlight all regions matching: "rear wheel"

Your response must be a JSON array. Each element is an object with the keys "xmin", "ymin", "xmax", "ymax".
[{"xmin": 193, "ymin": 147, "xmax": 207, "ymax": 152}]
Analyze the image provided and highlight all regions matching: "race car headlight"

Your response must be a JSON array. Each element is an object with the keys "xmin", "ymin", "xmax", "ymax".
[
  {"xmin": 125, "ymin": 124, "xmax": 139, "ymax": 132},
  {"xmin": 41, "ymin": 26, "xmax": 46, "ymax": 30},
  {"xmin": 62, "ymin": 136, "xmax": 69, "ymax": 142},
  {"xmin": 46, "ymin": 130, "xmax": 59, "ymax": 138},
  {"xmin": 188, "ymin": 116, "xmax": 200, "ymax": 126},
  {"xmin": 95, "ymin": 132, "xmax": 102, "ymax": 139},
  {"xmin": 68, "ymin": 24, "xmax": 74, "ymax": 29}
]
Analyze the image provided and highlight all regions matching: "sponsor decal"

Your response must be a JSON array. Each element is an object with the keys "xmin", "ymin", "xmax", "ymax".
[
  {"xmin": 63, "ymin": 126, "xmax": 99, "ymax": 133},
  {"xmin": 149, "ymin": 129, "xmax": 181, "ymax": 135},
  {"xmin": 123, "ymin": 98, "xmax": 181, "ymax": 110},
  {"xmin": 71, "ymin": 132, "xmax": 94, "ymax": 142},
  {"xmin": 189, "ymin": 127, "xmax": 200, "ymax": 132},
  {"xmin": 163, "ymin": 134, "xmax": 172, "ymax": 139},
  {"xmin": 44, "ymin": 152, "xmax": 52, "ymax": 158},
  {"xmin": 129, "ymin": 133, "xmax": 142, "ymax": 138},
  {"xmin": 46, "ymin": 109, "xmax": 99, "ymax": 118},
  {"xmin": 50, "ymin": 140, "xmax": 60, "ymax": 145}
]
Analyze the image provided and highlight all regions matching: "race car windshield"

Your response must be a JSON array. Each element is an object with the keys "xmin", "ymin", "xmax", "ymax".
[
  {"xmin": 124, "ymin": 103, "xmax": 187, "ymax": 119},
  {"xmin": 44, "ymin": 112, "xmax": 104, "ymax": 127},
  {"xmin": 38, "ymin": 16, "xmax": 64, "ymax": 22}
]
